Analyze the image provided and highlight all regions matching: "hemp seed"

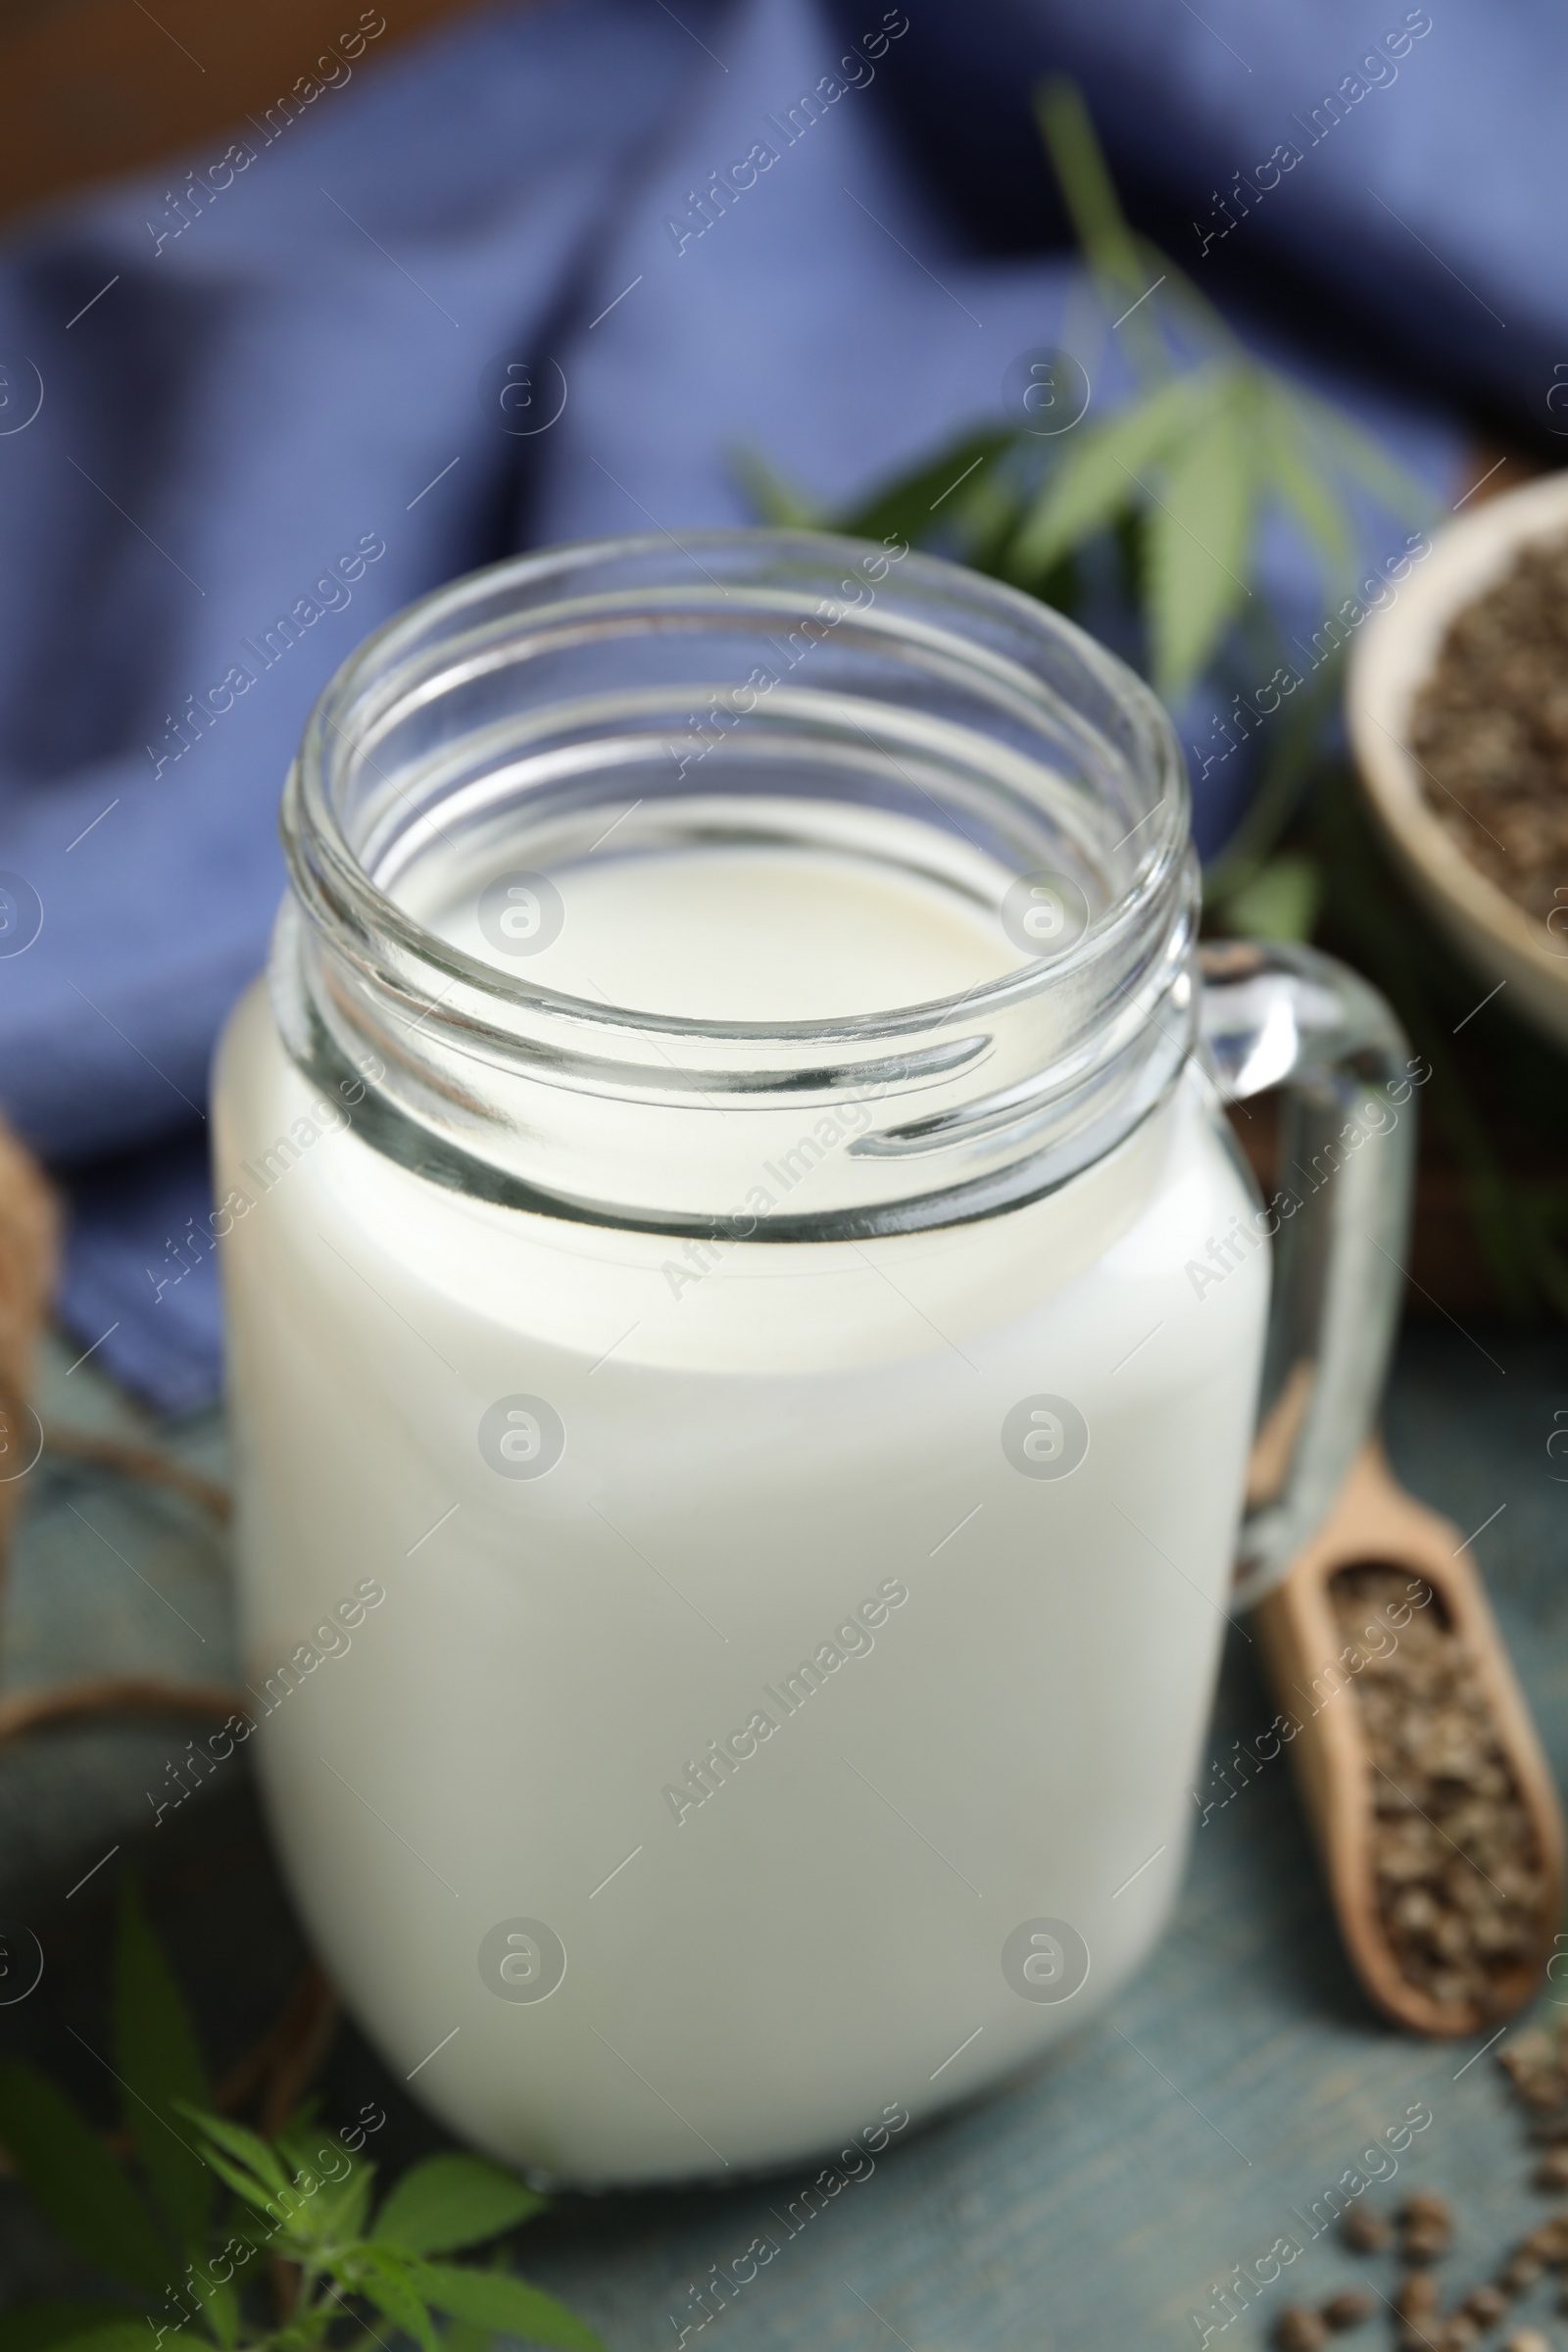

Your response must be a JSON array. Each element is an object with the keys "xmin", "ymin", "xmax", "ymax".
[
  {"xmin": 1331, "ymin": 1568, "xmax": 1546, "ymax": 2015},
  {"xmin": 1410, "ymin": 525, "xmax": 1568, "ymax": 928},
  {"xmin": 1396, "ymin": 2273, "xmax": 1442, "ymax": 2322},
  {"xmin": 1518, "ymin": 2214, "xmax": 1568, "ymax": 2264},
  {"xmin": 1400, "ymin": 2192, "xmax": 1454, "ymax": 2265},
  {"xmin": 1341, "ymin": 2201, "xmax": 1393, "ymax": 2253}
]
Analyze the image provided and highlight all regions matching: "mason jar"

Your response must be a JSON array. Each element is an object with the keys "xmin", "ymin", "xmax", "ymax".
[{"xmin": 212, "ymin": 530, "xmax": 1413, "ymax": 2185}]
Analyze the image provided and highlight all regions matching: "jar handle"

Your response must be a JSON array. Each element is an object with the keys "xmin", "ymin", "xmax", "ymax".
[{"xmin": 1197, "ymin": 939, "xmax": 1418, "ymax": 1611}]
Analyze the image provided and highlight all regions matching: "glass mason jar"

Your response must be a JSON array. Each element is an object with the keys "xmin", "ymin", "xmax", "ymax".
[{"xmin": 213, "ymin": 530, "xmax": 1414, "ymax": 2187}]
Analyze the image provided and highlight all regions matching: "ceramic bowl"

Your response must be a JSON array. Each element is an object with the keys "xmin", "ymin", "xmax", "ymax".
[{"xmin": 1346, "ymin": 468, "xmax": 1568, "ymax": 1052}]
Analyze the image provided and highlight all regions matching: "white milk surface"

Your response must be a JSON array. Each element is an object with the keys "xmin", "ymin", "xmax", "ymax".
[
  {"xmin": 425, "ymin": 840, "xmax": 1029, "ymax": 1018},
  {"xmin": 214, "ymin": 840, "xmax": 1268, "ymax": 2184}
]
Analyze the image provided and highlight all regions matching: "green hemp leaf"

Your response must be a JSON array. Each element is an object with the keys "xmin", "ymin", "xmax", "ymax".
[
  {"xmin": 741, "ymin": 74, "xmax": 1438, "ymax": 924},
  {"xmin": 0, "ymin": 1880, "xmax": 605, "ymax": 2352}
]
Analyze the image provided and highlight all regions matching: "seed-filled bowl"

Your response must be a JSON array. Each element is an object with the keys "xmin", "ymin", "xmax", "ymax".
[{"xmin": 1347, "ymin": 468, "xmax": 1568, "ymax": 1053}]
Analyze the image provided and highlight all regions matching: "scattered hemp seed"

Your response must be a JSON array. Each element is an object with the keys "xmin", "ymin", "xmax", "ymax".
[
  {"xmin": 1260, "ymin": 1951, "xmax": 1568, "ymax": 2348},
  {"xmin": 1342, "ymin": 2201, "xmax": 1395, "ymax": 2253},
  {"xmin": 1274, "ymin": 2310, "xmax": 1329, "ymax": 2352},
  {"xmin": 1395, "ymin": 2273, "xmax": 1441, "ymax": 2324},
  {"xmin": 1409, "ymin": 525, "xmax": 1568, "ymax": 927},
  {"xmin": 1400, "ymin": 2190, "xmax": 1454, "ymax": 2263},
  {"xmin": 1519, "ymin": 2215, "xmax": 1568, "ymax": 2265},
  {"xmin": 1501, "ymin": 2033, "xmax": 1568, "ymax": 2117},
  {"xmin": 1403, "ymin": 2219, "xmax": 1449, "ymax": 2266}
]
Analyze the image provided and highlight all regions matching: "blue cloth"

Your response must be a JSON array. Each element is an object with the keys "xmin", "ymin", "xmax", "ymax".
[
  {"xmin": 878, "ymin": 0, "xmax": 1562, "ymax": 427},
  {"xmin": 0, "ymin": 0, "xmax": 1536, "ymax": 1410}
]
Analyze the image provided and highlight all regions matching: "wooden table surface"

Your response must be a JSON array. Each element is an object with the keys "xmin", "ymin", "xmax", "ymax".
[{"xmin": 0, "ymin": 1317, "xmax": 1563, "ymax": 2352}]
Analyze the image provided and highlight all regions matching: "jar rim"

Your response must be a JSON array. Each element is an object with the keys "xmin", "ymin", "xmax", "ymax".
[
  {"xmin": 284, "ymin": 525, "xmax": 1191, "ymax": 1047},
  {"xmin": 274, "ymin": 526, "xmax": 1199, "ymax": 1236}
]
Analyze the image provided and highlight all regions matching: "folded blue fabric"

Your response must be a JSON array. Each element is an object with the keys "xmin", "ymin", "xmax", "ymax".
[
  {"xmin": 862, "ymin": 0, "xmax": 1563, "ymax": 429},
  {"xmin": 0, "ymin": 0, "xmax": 1523, "ymax": 1412}
]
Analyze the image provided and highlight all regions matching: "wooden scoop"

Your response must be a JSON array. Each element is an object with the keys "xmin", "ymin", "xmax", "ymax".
[
  {"xmin": 1252, "ymin": 1442, "xmax": 1564, "ymax": 2036},
  {"xmin": 0, "ymin": 1110, "xmax": 56, "ymax": 1578}
]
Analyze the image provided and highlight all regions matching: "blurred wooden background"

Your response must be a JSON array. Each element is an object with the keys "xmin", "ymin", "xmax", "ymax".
[{"xmin": 0, "ymin": 0, "xmax": 481, "ymax": 223}]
